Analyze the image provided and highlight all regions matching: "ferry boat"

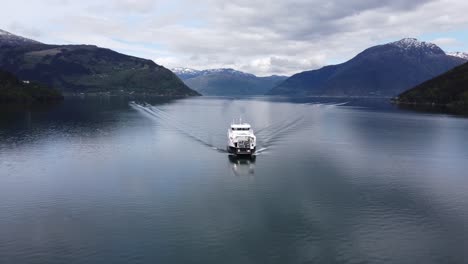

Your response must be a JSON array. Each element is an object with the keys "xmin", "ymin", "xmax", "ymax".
[{"xmin": 227, "ymin": 122, "xmax": 256, "ymax": 155}]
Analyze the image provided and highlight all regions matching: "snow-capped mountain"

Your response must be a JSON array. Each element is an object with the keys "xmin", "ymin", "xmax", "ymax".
[
  {"xmin": 201, "ymin": 68, "xmax": 255, "ymax": 77},
  {"xmin": 389, "ymin": 39, "xmax": 467, "ymax": 60},
  {"xmin": 389, "ymin": 38, "xmax": 444, "ymax": 55},
  {"xmin": 0, "ymin": 29, "xmax": 41, "ymax": 46},
  {"xmin": 447, "ymin": 52, "xmax": 468, "ymax": 60},
  {"xmin": 172, "ymin": 67, "xmax": 255, "ymax": 80},
  {"xmin": 269, "ymin": 38, "xmax": 465, "ymax": 96},
  {"xmin": 171, "ymin": 67, "xmax": 201, "ymax": 80}
]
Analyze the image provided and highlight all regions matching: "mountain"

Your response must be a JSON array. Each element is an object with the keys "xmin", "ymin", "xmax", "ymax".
[
  {"xmin": 0, "ymin": 69, "xmax": 63, "ymax": 102},
  {"xmin": 394, "ymin": 61, "xmax": 468, "ymax": 109},
  {"xmin": 447, "ymin": 52, "xmax": 468, "ymax": 60},
  {"xmin": 172, "ymin": 68, "xmax": 288, "ymax": 96},
  {"xmin": 0, "ymin": 29, "xmax": 199, "ymax": 96},
  {"xmin": 268, "ymin": 38, "xmax": 466, "ymax": 97},
  {"xmin": 0, "ymin": 29, "xmax": 41, "ymax": 47},
  {"xmin": 172, "ymin": 68, "xmax": 256, "ymax": 80},
  {"xmin": 171, "ymin": 67, "xmax": 205, "ymax": 80}
]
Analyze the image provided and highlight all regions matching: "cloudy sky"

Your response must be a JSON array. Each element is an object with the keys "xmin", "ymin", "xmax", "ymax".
[{"xmin": 1, "ymin": 0, "xmax": 468, "ymax": 76}]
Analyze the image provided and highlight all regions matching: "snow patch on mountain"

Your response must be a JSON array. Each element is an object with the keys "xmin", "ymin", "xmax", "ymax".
[
  {"xmin": 0, "ymin": 29, "xmax": 41, "ymax": 46},
  {"xmin": 390, "ymin": 38, "xmax": 443, "ymax": 55},
  {"xmin": 172, "ymin": 67, "xmax": 200, "ymax": 74},
  {"xmin": 202, "ymin": 68, "xmax": 255, "ymax": 77},
  {"xmin": 172, "ymin": 67, "xmax": 256, "ymax": 80},
  {"xmin": 447, "ymin": 52, "xmax": 468, "ymax": 60}
]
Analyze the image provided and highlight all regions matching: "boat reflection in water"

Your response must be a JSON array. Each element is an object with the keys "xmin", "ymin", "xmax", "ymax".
[{"xmin": 228, "ymin": 155, "xmax": 256, "ymax": 176}]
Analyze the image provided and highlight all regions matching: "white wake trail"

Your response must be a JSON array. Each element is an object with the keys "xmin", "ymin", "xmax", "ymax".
[{"xmin": 130, "ymin": 102, "xmax": 228, "ymax": 153}]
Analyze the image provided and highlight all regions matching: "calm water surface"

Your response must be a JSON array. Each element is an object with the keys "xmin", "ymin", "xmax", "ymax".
[{"xmin": 0, "ymin": 97, "xmax": 467, "ymax": 264}]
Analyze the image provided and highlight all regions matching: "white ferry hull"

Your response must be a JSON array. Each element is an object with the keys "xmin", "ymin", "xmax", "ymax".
[
  {"xmin": 228, "ymin": 146, "xmax": 256, "ymax": 155},
  {"xmin": 227, "ymin": 122, "xmax": 256, "ymax": 156}
]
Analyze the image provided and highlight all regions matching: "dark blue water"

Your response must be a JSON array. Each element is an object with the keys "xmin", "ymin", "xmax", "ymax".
[{"xmin": 1, "ymin": 97, "xmax": 467, "ymax": 264}]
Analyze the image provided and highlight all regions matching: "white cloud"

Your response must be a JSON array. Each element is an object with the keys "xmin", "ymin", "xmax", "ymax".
[
  {"xmin": 431, "ymin": 37, "xmax": 460, "ymax": 47},
  {"xmin": 1, "ymin": 0, "xmax": 468, "ymax": 75}
]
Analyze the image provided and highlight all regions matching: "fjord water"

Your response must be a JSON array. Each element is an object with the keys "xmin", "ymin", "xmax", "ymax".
[{"xmin": 1, "ymin": 97, "xmax": 467, "ymax": 264}]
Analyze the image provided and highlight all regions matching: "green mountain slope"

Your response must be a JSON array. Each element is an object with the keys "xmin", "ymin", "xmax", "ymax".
[
  {"xmin": 0, "ymin": 69, "xmax": 63, "ymax": 102},
  {"xmin": 394, "ymin": 61, "xmax": 468, "ymax": 108},
  {"xmin": 0, "ymin": 30, "xmax": 199, "ymax": 96}
]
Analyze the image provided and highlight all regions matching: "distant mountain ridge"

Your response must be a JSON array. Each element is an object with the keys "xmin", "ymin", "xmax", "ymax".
[
  {"xmin": 172, "ymin": 67, "xmax": 287, "ymax": 96},
  {"xmin": 0, "ymin": 29, "xmax": 199, "ymax": 96},
  {"xmin": 268, "ymin": 38, "xmax": 466, "ymax": 97},
  {"xmin": 172, "ymin": 67, "xmax": 256, "ymax": 80},
  {"xmin": 447, "ymin": 52, "xmax": 468, "ymax": 60}
]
